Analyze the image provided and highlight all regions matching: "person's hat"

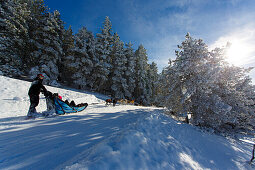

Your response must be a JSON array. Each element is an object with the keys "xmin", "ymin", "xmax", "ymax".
[{"xmin": 37, "ymin": 74, "xmax": 44, "ymax": 79}]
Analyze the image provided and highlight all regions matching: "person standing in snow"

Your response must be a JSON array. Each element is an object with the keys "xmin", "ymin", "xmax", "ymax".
[
  {"xmin": 112, "ymin": 98, "xmax": 117, "ymax": 106},
  {"xmin": 27, "ymin": 74, "xmax": 47, "ymax": 117}
]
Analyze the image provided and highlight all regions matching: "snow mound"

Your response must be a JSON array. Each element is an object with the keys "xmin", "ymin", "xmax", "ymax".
[{"xmin": 65, "ymin": 112, "xmax": 254, "ymax": 170}]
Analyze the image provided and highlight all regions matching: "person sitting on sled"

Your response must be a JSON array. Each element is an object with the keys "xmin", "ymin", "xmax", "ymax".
[
  {"xmin": 64, "ymin": 99, "xmax": 87, "ymax": 107},
  {"xmin": 27, "ymin": 74, "xmax": 47, "ymax": 118},
  {"xmin": 64, "ymin": 99, "xmax": 77, "ymax": 107}
]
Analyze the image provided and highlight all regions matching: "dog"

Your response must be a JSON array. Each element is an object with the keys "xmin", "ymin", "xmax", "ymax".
[
  {"xmin": 105, "ymin": 99, "xmax": 112, "ymax": 105},
  {"xmin": 105, "ymin": 98, "xmax": 117, "ymax": 106}
]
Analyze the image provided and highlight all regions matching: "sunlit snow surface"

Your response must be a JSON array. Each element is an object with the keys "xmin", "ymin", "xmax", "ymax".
[{"xmin": 0, "ymin": 75, "xmax": 254, "ymax": 170}]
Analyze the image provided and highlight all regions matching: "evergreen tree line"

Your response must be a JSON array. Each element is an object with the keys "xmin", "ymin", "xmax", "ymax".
[
  {"xmin": 1, "ymin": 0, "xmax": 254, "ymax": 133},
  {"xmin": 0, "ymin": 0, "xmax": 159, "ymax": 106}
]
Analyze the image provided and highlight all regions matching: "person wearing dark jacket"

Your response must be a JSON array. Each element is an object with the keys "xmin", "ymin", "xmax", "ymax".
[{"xmin": 27, "ymin": 74, "xmax": 47, "ymax": 117}]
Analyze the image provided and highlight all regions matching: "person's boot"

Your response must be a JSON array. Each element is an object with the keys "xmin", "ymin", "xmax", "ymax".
[{"xmin": 27, "ymin": 105, "xmax": 37, "ymax": 118}]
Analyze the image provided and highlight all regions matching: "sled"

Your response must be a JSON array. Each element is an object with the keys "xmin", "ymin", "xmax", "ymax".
[
  {"xmin": 54, "ymin": 97, "xmax": 88, "ymax": 115},
  {"xmin": 45, "ymin": 91, "xmax": 88, "ymax": 115}
]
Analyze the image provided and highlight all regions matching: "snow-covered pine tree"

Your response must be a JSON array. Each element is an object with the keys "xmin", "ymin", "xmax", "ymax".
[
  {"xmin": 0, "ymin": 0, "xmax": 30, "ymax": 76},
  {"xmin": 164, "ymin": 33, "xmax": 210, "ymax": 121},
  {"xmin": 191, "ymin": 45, "xmax": 255, "ymax": 132},
  {"xmin": 52, "ymin": 10, "xmax": 65, "ymax": 78},
  {"xmin": 28, "ymin": 7, "xmax": 64, "ymax": 86},
  {"xmin": 59, "ymin": 25, "xmax": 75, "ymax": 85},
  {"xmin": 124, "ymin": 42, "xmax": 136, "ymax": 99},
  {"xmin": 24, "ymin": 0, "xmax": 47, "ymax": 68},
  {"xmin": 208, "ymin": 51, "xmax": 255, "ymax": 132},
  {"xmin": 94, "ymin": 16, "xmax": 113, "ymax": 93},
  {"xmin": 234, "ymin": 75, "xmax": 255, "ymax": 131},
  {"xmin": 164, "ymin": 33, "xmax": 255, "ymax": 133},
  {"xmin": 69, "ymin": 27, "xmax": 94, "ymax": 89},
  {"xmin": 110, "ymin": 32, "xmax": 128, "ymax": 99},
  {"xmin": 156, "ymin": 66, "xmax": 171, "ymax": 107},
  {"xmin": 146, "ymin": 62, "xmax": 158, "ymax": 105},
  {"xmin": 83, "ymin": 28, "xmax": 97, "ymax": 89},
  {"xmin": 134, "ymin": 44, "xmax": 149, "ymax": 105}
]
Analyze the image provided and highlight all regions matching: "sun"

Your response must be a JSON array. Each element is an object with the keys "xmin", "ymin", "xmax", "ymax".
[{"xmin": 225, "ymin": 41, "xmax": 251, "ymax": 66}]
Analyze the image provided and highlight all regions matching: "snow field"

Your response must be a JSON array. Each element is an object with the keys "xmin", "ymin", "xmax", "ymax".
[{"xmin": 0, "ymin": 75, "xmax": 254, "ymax": 170}]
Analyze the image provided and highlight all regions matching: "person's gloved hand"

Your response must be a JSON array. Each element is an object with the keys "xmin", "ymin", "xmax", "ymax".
[{"xmin": 44, "ymin": 91, "xmax": 52, "ymax": 98}]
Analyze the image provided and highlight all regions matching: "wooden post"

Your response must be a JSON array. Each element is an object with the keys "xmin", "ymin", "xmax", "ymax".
[
  {"xmin": 250, "ymin": 144, "xmax": 255, "ymax": 164},
  {"xmin": 239, "ymin": 139, "xmax": 255, "ymax": 164}
]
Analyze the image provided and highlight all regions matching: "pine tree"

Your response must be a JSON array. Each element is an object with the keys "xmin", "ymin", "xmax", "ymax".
[
  {"xmin": 146, "ymin": 62, "xmax": 158, "ymax": 105},
  {"xmin": 70, "ymin": 27, "xmax": 94, "ymax": 89},
  {"xmin": 84, "ymin": 28, "xmax": 97, "ymax": 89},
  {"xmin": 156, "ymin": 67, "xmax": 171, "ymax": 107},
  {"xmin": 169, "ymin": 33, "xmax": 210, "ymax": 120},
  {"xmin": 28, "ymin": 7, "xmax": 64, "ymax": 85},
  {"xmin": 94, "ymin": 16, "xmax": 113, "ymax": 93},
  {"xmin": 52, "ymin": 10, "xmax": 65, "ymax": 79},
  {"xmin": 25, "ymin": 0, "xmax": 48, "ymax": 68},
  {"xmin": 0, "ymin": 0, "xmax": 30, "ymax": 76},
  {"xmin": 124, "ymin": 42, "xmax": 136, "ymax": 99},
  {"xmin": 134, "ymin": 44, "xmax": 149, "ymax": 105},
  {"xmin": 110, "ymin": 32, "xmax": 128, "ymax": 99},
  {"xmin": 60, "ymin": 25, "xmax": 75, "ymax": 85},
  {"xmin": 164, "ymin": 33, "xmax": 255, "ymax": 132}
]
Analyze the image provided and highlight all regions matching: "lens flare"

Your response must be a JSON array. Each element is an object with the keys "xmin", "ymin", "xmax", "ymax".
[{"xmin": 226, "ymin": 41, "xmax": 252, "ymax": 66}]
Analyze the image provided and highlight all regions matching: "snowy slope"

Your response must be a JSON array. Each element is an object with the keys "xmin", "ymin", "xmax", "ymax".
[{"xmin": 0, "ymin": 75, "xmax": 254, "ymax": 170}]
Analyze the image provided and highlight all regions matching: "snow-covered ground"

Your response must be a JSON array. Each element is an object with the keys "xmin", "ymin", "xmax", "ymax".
[{"xmin": 0, "ymin": 75, "xmax": 254, "ymax": 170}]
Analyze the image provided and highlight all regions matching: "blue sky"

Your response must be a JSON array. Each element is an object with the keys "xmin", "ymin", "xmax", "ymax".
[{"xmin": 44, "ymin": 0, "xmax": 255, "ymax": 82}]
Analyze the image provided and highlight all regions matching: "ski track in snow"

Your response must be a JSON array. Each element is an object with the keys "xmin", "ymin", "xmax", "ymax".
[{"xmin": 0, "ymin": 75, "xmax": 254, "ymax": 170}]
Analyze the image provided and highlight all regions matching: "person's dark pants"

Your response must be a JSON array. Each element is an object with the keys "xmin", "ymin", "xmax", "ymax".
[
  {"xmin": 113, "ymin": 100, "xmax": 117, "ymax": 106},
  {"xmin": 27, "ymin": 95, "xmax": 39, "ymax": 117}
]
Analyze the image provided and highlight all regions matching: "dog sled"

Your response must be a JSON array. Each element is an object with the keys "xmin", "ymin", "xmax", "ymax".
[{"xmin": 45, "ymin": 91, "xmax": 88, "ymax": 115}]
